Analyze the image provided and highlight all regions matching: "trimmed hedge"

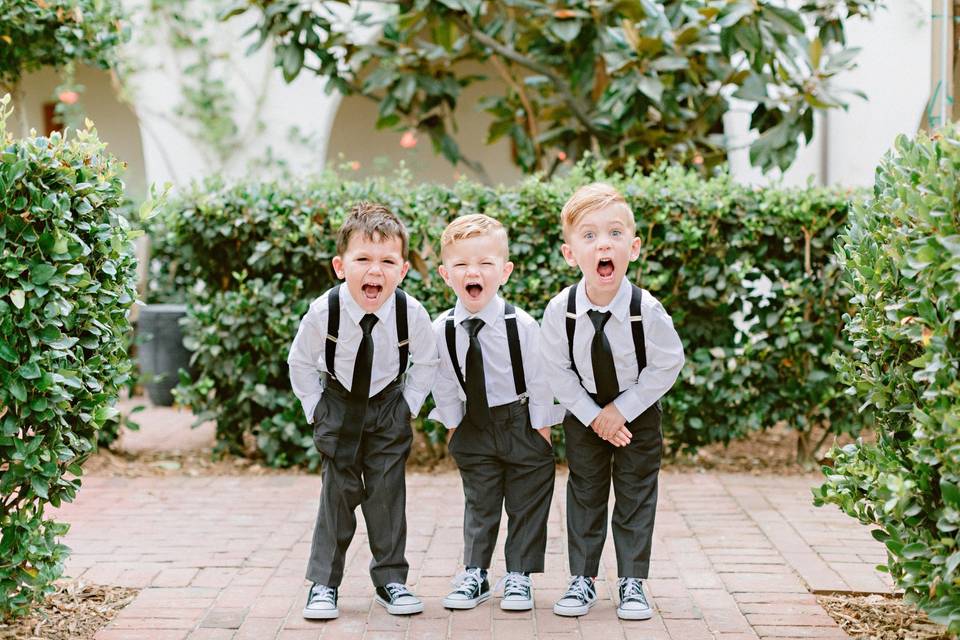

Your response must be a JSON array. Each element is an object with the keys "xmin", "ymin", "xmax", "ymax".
[
  {"xmin": 0, "ymin": 101, "xmax": 137, "ymax": 618},
  {"xmin": 162, "ymin": 162, "xmax": 863, "ymax": 469},
  {"xmin": 815, "ymin": 128, "xmax": 960, "ymax": 631}
]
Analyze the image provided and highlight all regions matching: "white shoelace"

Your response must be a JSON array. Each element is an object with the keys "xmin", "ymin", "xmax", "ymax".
[
  {"xmin": 450, "ymin": 568, "xmax": 485, "ymax": 595},
  {"xmin": 495, "ymin": 572, "xmax": 532, "ymax": 597},
  {"xmin": 562, "ymin": 575, "xmax": 594, "ymax": 602},
  {"xmin": 308, "ymin": 584, "xmax": 335, "ymax": 605},
  {"xmin": 384, "ymin": 583, "xmax": 413, "ymax": 599},
  {"xmin": 618, "ymin": 577, "xmax": 647, "ymax": 604}
]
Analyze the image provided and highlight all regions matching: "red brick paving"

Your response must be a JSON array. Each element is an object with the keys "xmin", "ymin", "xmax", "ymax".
[{"xmin": 55, "ymin": 403, "xmax": 894, "ymax": 638}]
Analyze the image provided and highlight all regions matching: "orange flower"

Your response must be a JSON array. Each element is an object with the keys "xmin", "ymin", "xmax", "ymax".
[
  {"xmin": 557, "ymin": 151, "xmax": 568, "ymax": 161},
  {"xmin": 350, "ymin": 161, "xmax": 361, "ymax": 171},
  {"xmin": 58, "ymin": 91, "xmax": 79, "ymax": 105},
  {"xmin": 554, "ymin": 9, "xmax": 576, "ymax": 18},
  {"xmin": 400, "ymin": 130, "xmax": 418, "ymax": 149}
]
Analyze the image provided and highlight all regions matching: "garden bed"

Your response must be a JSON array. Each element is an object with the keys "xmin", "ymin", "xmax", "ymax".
[
  {"xmin": 818, "ymin": 593, "xmax": 953, "ymax": 640},
  {"xmin": 0, "ymin": 581, "xmax": 137, "ymax": 640}
]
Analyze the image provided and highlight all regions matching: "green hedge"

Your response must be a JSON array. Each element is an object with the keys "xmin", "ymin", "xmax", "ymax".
[
  {"xmin": 815, "ymin": 128, "xmax": 960, "ymax": 631},
  {"xmin": 0, "ymin": 100, "xmax": 137, "ymax": 619},
  {"xmin": 162, "ymin": 161, "xmax": 863, "ymax": 469}
]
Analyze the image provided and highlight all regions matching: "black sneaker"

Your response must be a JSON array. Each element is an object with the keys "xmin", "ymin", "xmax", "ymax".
[
  {"xmin": 302, "ymin": 583, "xmax": 338, "ymax": 619},
  {"xmin": 553, "ymin": 575, "xmax": 597, "ymax": 617},
  {"xmin": 442, "ymin": 567, "xmax": 491, "ymax": 609},
  {"xmin": 498, "ymin": 572, "xmax": 533, "ymax": 611},
  {"xmin": 375, "ymin": 582, "xmax": 424, "ymax": 615},
  {"xmin": 617, "ymin": 577, "xmax": 652, "ymax": 620}
]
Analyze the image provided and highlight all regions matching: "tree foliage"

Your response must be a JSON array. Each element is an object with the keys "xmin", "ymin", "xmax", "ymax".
[{"xmin": 227, "ymin": 0, "xmax": 879, "ymax": 176}]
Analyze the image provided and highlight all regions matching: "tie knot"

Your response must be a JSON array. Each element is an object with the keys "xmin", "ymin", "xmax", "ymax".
[
  {"xmin": 360, "ymin": 313, "xmax": 378, "ymax": 335},
  {"xmin": 587, "ymin": 309, "xmax": 611, "ymax": 332},
  {"xmin": 462, "ymin": 317, "xmax": 485, "ymax": 338}
]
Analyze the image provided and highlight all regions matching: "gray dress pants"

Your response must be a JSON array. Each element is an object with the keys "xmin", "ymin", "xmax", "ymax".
[
  {"xmin": 305, "ymin": 381, "xmax": 412, "ymax": 588},
  {"xmin": 447, "ymin": 401, "xmax": 556, "ymax": 573},
  {"xmin": 563, "ymin": 403, "xmax": 662, "ymax": 578}
]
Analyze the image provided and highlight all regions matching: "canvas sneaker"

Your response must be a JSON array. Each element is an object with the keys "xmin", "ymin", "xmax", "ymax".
[
  {"xmin": 375, "ymin": 582, "xmax": 424, "ymax": 615},
  {"xmin": 302, "ymin": 583, "xmax": 338, "ymax": 619},
  {"xmin": 553, "ymin": 575, "xmax": 597, "ymax": 617},
  {"xmin": 498, "ymin": 572, "xmax": 534, "ymax": 611},
  {"xmin": 442, "ymin": 567, "xmax": 491, "ymax": 609},
  {"xmin": 617, "ymin": 577, "xmax": 653, "ymax": 620}
]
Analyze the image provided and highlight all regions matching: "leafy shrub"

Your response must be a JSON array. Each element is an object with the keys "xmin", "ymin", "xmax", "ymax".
[
  {"xmin": 163, "ymin": 161, "xmax": 861, "ymax": 469},
  {"xmin": 815, "ymin": 127, "xmax": 960, "ymax": 631},
  {"xmin": 0, "ymin": 98, "xmax": 137, "ymax": 619}
]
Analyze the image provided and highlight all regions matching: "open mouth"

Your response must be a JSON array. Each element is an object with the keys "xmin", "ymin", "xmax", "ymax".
[
  {"xmin": 597, "ymin": 258, "xmax": 615, "ymax": 278},
  {"xmin": 465, "ymin": 282, "xmax": 483, "ymax": 299},
  {"xmin": 361, "ymin": 283, "xmax": 383, "ymax": 300}
]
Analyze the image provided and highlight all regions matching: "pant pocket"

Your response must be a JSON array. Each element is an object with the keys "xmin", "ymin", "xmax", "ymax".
[{"xmin": 313, "ymin": 395, "xmax": 342, "ymax": 458}]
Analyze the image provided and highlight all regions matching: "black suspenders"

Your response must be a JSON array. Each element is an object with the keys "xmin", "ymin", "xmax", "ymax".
[
  {"xmin": 565, "ymin": 283, "xmax": 646, "ymax": 388},
  {"xmin": 444, "ymin": 302, "xmax": 528, "ymax": 403},
  {"xmin": 324, "ymin": 284, "xmax": 410, "ymax": 381}
]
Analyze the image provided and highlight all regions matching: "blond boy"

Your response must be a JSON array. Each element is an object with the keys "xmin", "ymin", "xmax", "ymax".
[
  {"xmin": 540, "ymin": 184, "xmax": 684, "ymax": 619},
  {"xmin": 288, "ymin": 203, "xmax": 439, "ymax": 619},
  {"xmin": 429, "ymin": 214, "xmax": 561, "ymax": 611}
]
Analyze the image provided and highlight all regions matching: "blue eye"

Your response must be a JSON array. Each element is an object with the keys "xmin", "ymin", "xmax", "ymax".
[
  {"xmin": 584, "ymin": 231, "xmax": 595, "ymax": 240},
  {"xmin": 611, "ymin": 229, "xmax": 622, "ymax": 237}
]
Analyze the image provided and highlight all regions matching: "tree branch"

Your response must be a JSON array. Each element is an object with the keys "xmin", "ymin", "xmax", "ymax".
[{"xmin": 449, "ymin": 14, "xmax": 603, "ymax": 140}]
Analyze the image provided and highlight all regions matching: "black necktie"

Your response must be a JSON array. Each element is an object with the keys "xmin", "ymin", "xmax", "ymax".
[
  {"xmin": 588, "ymin": 310, "xmax": 619, "ymax": 406},
  {"xmin": 462, "ymin": 318, "xmax": 491, "ymax": 425},
  {"xmin": 335, "ymin": 313, "xmax": 377, "ymax": 466}
]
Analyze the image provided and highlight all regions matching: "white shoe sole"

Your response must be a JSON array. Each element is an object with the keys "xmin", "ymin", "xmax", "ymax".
[
  {"xmin": 302, "ymin": 607, "xmax": 339, "ymax": 620},
  {"xmin": 375, "ymin": 595, "xmax": 424, "ymax": 615},
  {"xmin": 553, "ymin": 599, "xmax": 595, "ymax": 617},
  {"xmin": 443, "ymin": 591, "xmax": 491, "ymax": 610},
  {"xmin": 617, "ymin": 607, "xmax": 653, "ymax": 620},
  {"xmin": 500, "ymin": 597, "xmax": 533, "ymax": 611}
]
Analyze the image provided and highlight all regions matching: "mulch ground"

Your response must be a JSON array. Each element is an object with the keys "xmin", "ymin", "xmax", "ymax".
[
  {"xmin": 0, "ymin": 581, "xmax": 138, "ymax": 640},
  {"xmin": 81, "ymin": 422, "xmax": 834, "ymax": 477},
  {"xmin": 818, "ymin": 594, "xmax": 954, "ymax": 640}
]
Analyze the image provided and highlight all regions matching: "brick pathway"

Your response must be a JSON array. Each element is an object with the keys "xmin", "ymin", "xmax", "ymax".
[{"xmin": 53, "ymin": 467, "xmax": 893, "ymax": 640}]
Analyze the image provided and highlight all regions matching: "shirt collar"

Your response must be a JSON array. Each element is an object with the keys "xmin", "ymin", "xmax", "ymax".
[
  {"xmin": 340, "ymin": 284, "xmax": 395, "ymax": 326},
  {"xmin": 454, "ymin": 295, "xmax": 503, "ymax": 327},
  {"xmin": 575, "ymin": 277, "xmax": 631, "ymax": 322}
]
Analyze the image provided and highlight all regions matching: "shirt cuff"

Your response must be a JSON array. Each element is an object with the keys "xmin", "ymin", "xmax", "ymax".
[
  {"xmin": 427, "ymin": 403, "xmax": 464, "ymax": 430},
  {"xmin": 570, "ymin": 396, "xmax": 602, "ymax": 427},
  {"xmin": 301, "ymin": 393, "xmax": 321, "ymax": 423},
  {"xmin": 528, "ymin": 402, "xmax": 566, "ymax": 429},
  {"xmin": 613, "ymin": 394, "xmax": 646, "ymax": 423}
]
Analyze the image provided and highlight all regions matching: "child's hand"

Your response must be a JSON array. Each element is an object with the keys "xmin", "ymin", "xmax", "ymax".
[
  {"xmin": 537, "ymin": 427, "xmax": 552, "ymax": 445},
  {"xmin": 591, "ymin": 404, "xmax": 631, "ymax": 445}
]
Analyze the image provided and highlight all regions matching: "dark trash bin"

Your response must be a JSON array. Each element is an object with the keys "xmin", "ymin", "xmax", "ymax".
[{"xmin": 137, "ymin": 304, "xmax": 191, "ymax": 406}]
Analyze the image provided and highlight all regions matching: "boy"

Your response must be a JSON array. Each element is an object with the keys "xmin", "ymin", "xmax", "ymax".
[
  {"xmin": 430, "ymin": 214, "xmax": 561, "ymax": 612},
  {"xmin": 288, "ymin": 202, "xmax": 439, "ymax": 620},
  {"xmin": 540, "ymin": 183, "xmax": 684, "ymax": 620}
]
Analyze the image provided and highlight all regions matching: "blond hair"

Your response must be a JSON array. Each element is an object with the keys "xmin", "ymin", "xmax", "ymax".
[
  {"xmin": 440, "ymin": 213, "xmax": 509, "ymax": 259},
  {"xmin": 561, "ymin": 183, "xmax": 635, "ymax": 238},
  {"xmin": 336, "ymin": 202, "xmax": 408, "ymax": 258}
]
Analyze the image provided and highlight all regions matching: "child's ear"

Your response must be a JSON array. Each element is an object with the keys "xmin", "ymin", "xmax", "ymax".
[
  {"xmin": 561, "ymin": 243, "xmax": 578, "ymax": 268},
  {"xmin": 438, "ymin": 263, "xmax": 452, "ymax": 286},
  {"xmin": 332, "ymin": 255, "xmax": 345, "ymax": 279},
  {"xmin": 399, "ymin": 260, "xmax": 411, "ymax": 281},
  {"xmin": 629, "ymin": 237, "xmax": 642, "ymax": 261},
  {"xmin": 500, "ymin": 260, "xmax": 514, "ymax": 284}
]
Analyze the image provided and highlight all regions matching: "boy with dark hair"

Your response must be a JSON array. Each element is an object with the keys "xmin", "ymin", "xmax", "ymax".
[{"xmin": 288, "ymin": 202, "xmax": 438, "ymax": 619}]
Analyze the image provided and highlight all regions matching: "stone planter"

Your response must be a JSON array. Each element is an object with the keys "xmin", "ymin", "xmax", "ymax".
[{"xmin": 136, "ymin": 304, "xmax": 191, "ymax": 406}]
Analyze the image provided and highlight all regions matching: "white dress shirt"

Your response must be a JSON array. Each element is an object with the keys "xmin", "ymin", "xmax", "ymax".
[
  {"xmin": 287, "ymin": 285, "xmax": 439, "ymax": 422},
  {"xmin": 540, "ymin": 277, "xmax": 685, "ymax": 427},
  {"xmin": 429, "ymin": 295, "xmax": 565, "ymax": 430}
]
